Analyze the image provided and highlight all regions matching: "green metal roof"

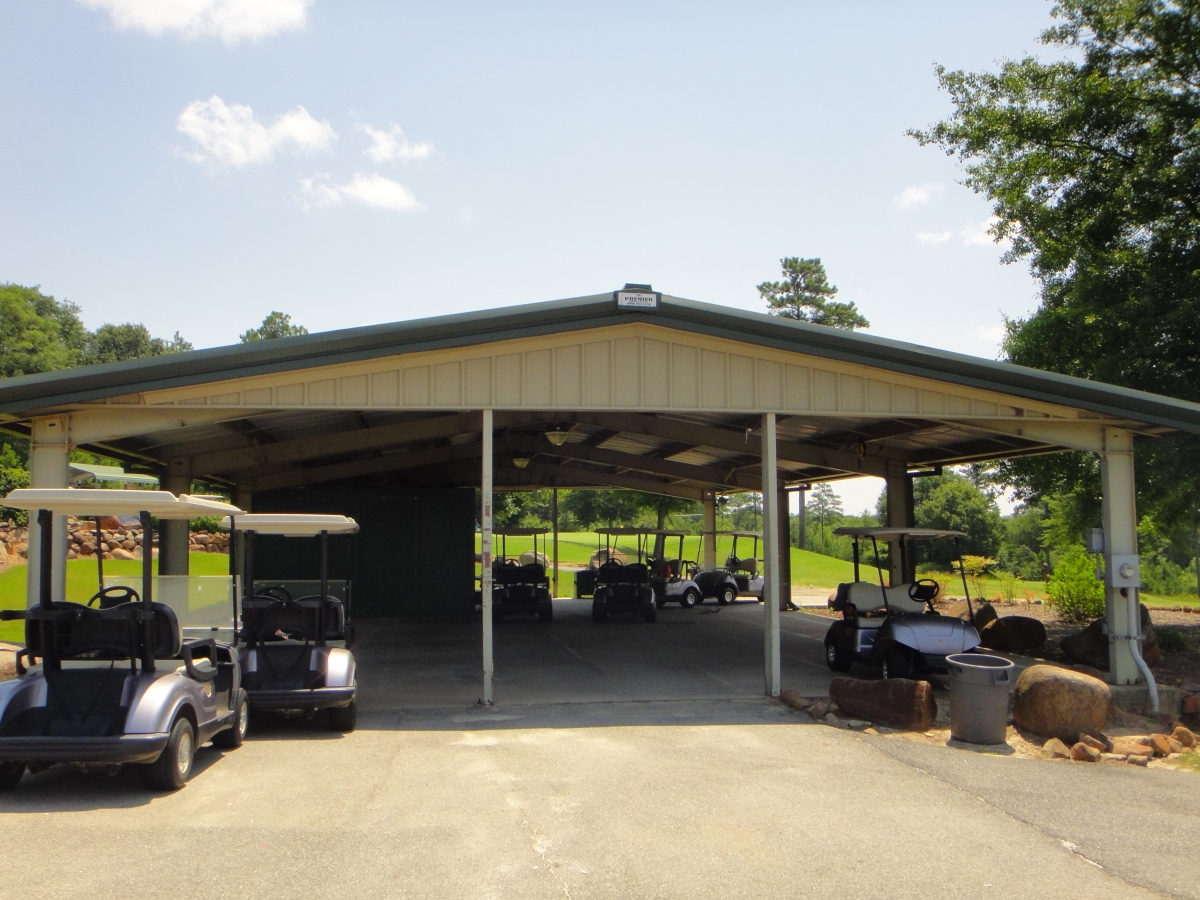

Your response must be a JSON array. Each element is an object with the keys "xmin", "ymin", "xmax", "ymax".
[{"xmin": 2, "ymin": 291, "xmax": 1199, "ymax": 434}]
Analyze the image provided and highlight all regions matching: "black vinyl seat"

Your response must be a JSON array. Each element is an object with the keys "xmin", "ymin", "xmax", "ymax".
[{"xmin": 24, "ymin": 601, "xmax": 182, "ymax": 661}]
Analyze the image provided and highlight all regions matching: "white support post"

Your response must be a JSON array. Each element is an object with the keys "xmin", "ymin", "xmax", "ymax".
[
  {"xmin": 481, "ymin": 408, "xmax": 494, "ymax": 705},
  {"xmin": 702, "ymin": 493, "xmax": 717, "ymax": 571},
  {"xmin": 1099, "ymin": 427, "xmax": 1142, "ymax": 685},
  {"xmin": 885, "ymin": 460, "xmax": 910, "ymax": 587},
  {"xmin": 27, "ymin": 415, "xmax": 70, "ymax": 607},
  {"xmin": 160, "ymin": 457, "xmax": 191, "ymax": 576},
  {"xmin": 762, "ymin": 414, "xmax": 781, "ymax": 697},
  {"xmin": 552, "ymin": 488, "xmax": 559, "ymax": 599}
]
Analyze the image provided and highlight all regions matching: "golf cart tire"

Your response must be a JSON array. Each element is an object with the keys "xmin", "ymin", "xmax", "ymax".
[
  {"xmin": 0, "ymin": 761, "xmax": 25, "ymax": 791},
  {"xmin": 142, "ymin": 716, "xmax": 195, "ymax": 792},
  {"xmin": 537, "ymin": 602, "xmax": 553, "ymax": 623},
  {"xmin": 592, "ymin": 602, "xmax": 607, "ymax": 623},
  {"xmin": 881, "ymin": 643, "xmax": 915, "ymax": 681},
  {"xmin": 717, "ymin": 585, "xmax": 736, "ymax": 606},
  {"xmin": 642, "ymin": 606, "xmax": 657, "ymax": 623},
  {"xmin": 756, "ymin": 593, "xmax": 765, "ymax": 603},
  {"xmin": 679, "ymin": 589, "xmax": 699, "ymax": 609},
  {"xmin": 212, "ymin": 689, "xmax": 248, "ymax": 749},
  {"xmin": 328, "ymin": 699, "xmax": 357, "ymax": 733},
  {"xmin": 825, "ymin": 640, "xmax": 852, "ymax": 672}
]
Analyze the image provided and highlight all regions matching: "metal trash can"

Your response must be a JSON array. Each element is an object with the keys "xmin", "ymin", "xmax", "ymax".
[{"xmin": 946, "ymin": 653, "xmax": 1014, "ymax": 744}]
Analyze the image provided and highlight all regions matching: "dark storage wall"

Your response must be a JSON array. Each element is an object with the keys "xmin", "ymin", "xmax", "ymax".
[{"xmin": 251, "ymin": 488, "xmax": 475, "ymax": 617}]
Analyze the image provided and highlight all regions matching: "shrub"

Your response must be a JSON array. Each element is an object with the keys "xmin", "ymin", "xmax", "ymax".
[
  {"xmin": 1156, "ymin": 627, "xmax": 1189, "ymax": 653},
  {"xmin": 189, "ymin": 515, "xmax": 224, "ymax": 533},
  {"xmin": 1046, "ymin": 545, "xmax": 1105, "ymax": 624},
  {"xmin": 996, "ymin": 570, "xmax": 1019, "ymax": 605}
]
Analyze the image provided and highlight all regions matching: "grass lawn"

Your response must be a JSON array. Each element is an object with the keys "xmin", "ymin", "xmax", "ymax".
[{"xmin": 0, "ymin": 553, "xmax": 231, "ymax": 643}]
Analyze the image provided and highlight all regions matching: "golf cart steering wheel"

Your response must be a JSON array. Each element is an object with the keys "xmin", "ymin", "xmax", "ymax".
[
  {"xmin": 908, "ymin": 578, "xmax": 941, "ymax": 611},
  {"xmin": 256, "ymin": 586, "xmax": 292, "ymax": 603},
  {"xmin": 87, "ymin": 585, "xmax": 140, "ymax": 608}
]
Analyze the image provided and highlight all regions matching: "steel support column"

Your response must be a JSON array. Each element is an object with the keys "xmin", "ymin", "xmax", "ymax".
[
  {"xmin": 1100, "ymin": 427, "xmax": 1142, "ymax": 685},
  {"xmin": 778, "ymin": 487, "xmax": 792, "ymax": 610},
  {"xmin": 160, "ymin": 458, "xmax": 191, "ymax": 576},
  {"xmin": 552, "ymin": 488, "xmax": 560, "ymax": 598},
  {"xmin": 885, "ymin": 460, "xmax": 910, "ymax": 587},
  {"xmin": 702, "ymin": 493, "xmax": 716, "ymax": 571},
  {"xmin": 480, "ymin": 408, "xmax": 494, "ymax": 705},
  {"xmin": 762, "ymin": 413, "xmax": 781, "ymax": 696},
  {"xmin": 27, "ymin": 416, "xmax": 69, "ymax": 606}
]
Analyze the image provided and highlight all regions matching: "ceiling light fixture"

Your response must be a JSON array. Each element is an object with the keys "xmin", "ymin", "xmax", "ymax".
[
  {"xmin": 545, "ymin": 427, "xmax": 571, "ymax": 446},
  {"xmin": 513, "ymin": 457, "xmax": 530, "ymax": 469}
]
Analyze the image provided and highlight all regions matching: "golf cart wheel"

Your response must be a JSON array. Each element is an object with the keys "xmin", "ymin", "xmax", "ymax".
[
  {"xmin": 825, "ymin": 641, "xmax": 852, "ymax": 672},
  {"xmin": 142, "ymin": 717, "xmax": 195, "ymax": 791},
  {"xmin": 717, "ymin": 584, "xmax": 736, "ymax": 606},
  {"xmin": 642, "ymin": 606, "xmax": 657, "ymax": 623},
  {"xmin": 537, "ymin": 601, "xmax": 553, "ymax": 622},
  {"xmin": 756, "ymin": 593, "xmax": 765, "ymax": 604},
  {"xmin": 592, "ymin": 604, "xmax": 607, "ymax": 623},
  {"xmin": 0, "ymin": 761, "xmax": 25, "ymax": 791},
  {"xmin": 679, "ymin": 588, "xmax": 699, "ymax": 609},
  {"xmin": 213, "ymin": 689, "xmax": 248, "ymax": 749},
  {"xmin": 328, "ymin": 699, "xmax": 357, "ymax": 733},
  {"xmin": 881, "ymin": 643, "xmax": 915, "ymax": 681}
]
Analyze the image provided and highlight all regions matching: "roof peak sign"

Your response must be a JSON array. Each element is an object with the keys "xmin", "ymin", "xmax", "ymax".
[{"xmin": 615, "ymin": 284, "xmax": 659, "ymax": 311}]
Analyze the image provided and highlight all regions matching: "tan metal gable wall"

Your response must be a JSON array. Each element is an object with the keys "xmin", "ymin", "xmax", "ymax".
[{"xmin": 118, "ymin": 323, "xmax": 1096, "ymax": 420}]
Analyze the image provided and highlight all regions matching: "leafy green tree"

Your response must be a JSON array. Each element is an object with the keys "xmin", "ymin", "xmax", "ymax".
[
  {"xmin": 1046, "ymin": 545, "xmax": 1105, "ymax": 623},
  {"xmin": 757, "ymin": 258, "xmax": 869, "ymax": 330},
  {"xmin": 909, "ymin": 0, "xmax": 1200, "ymax": 532},
  {"xmin": 909, "ymin": 472, "xmax": 1002, "ymax": 567},
  {"xmin": 83, "ymin": 323, "xmax": 193, "ymax": 365},
  {"xmin": 240, "ymin": 311, "xmax": 309, "ymax": 343},
  {"xmin": 0, "ymin": 284, "xmax": 88, "ymax": 377},
  {"xmin": 560, "ymin": 490, "xmax": 645, "ymax": 529},
  {"xmin": 805, "ymin": 483, "xmax": 843, "ymax": 553}
]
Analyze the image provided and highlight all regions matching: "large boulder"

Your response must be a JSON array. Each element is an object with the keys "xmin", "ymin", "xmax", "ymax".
[
  {"xmin": 979, "ymin": 615, "xmax": 1046, "ymax": 653},
  {"xmin": 1012, "ymin": 664, "xmax": 1110, "ymax": 743},
  {"xmin": 1060, "ymin": 605, "xmax": 1161, "ymax": 669},
  {"xmin": 973, "ymin": 601, "xmax": 998, "ymax": 632},
  {"xmin": 829, "ymin": 677, "xmax": 937, "ymax": 730},
  {"xmin": 1061, "ymin": 618, "xmax": 1109, "ymax": 670}
]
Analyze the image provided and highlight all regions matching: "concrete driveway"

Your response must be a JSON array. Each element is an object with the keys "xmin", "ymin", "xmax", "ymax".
[{"xmin": 1, "ymin": 600, "xmax": 1196, "ymax": 899}]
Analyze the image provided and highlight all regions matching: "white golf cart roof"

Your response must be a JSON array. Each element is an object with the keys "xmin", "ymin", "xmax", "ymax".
[
  {"xmin": 219, "ymin": 513, "xmax": 359, "ymax": 536},
  {"xmin": 833, "ymin": 526, "xmax": 967, "ymax": 540},
  {"xmin": 3, "ymin": 488, "xmax": 242, "ymax": 518}
]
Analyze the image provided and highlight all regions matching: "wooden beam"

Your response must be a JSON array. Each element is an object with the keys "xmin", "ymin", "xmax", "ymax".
[{"xmin": 252, "ymin": 438, "xmax": 483, "ymax": 491}]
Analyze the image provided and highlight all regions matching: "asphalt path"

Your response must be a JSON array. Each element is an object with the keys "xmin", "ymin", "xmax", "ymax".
[{"xmin": 0, "ymin": 601, "xmax": 1195, "ymax": 899}]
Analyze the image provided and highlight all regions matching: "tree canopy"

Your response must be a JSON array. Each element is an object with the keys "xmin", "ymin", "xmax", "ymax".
[
  {"xmin": 84, "ymin": 323, "xmax": 193, "ymax": 365},
  {"xmin": 909, "ymin": 0, "xmax": 1200, "ymax": 533},
  {"xmin": 757, "ymin": 258, "xmax": 869, "ymax": 330},
  {"xmin": 240, "ymin": 311, "xmax": 309, "ymax": 343},
  {"xmin": 0, "ymin": 284, "xmax": 88, "ymax": 377}
]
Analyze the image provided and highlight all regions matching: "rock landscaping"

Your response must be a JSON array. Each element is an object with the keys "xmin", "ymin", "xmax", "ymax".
[
  {"xmin": 828, "ymin": 676, "xmax": 937, "ymax": 730},
  {"xmin": 0, "ymin": 518, "xmax": 229, "ymax": 567},
  {"xmin": 1011, "ymin": 664, "xmax": 1110, "ymax": 743}
]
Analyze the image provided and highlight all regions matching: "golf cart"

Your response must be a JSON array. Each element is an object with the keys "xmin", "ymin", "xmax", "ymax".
[
  {"xmin": 822, "ymin": 527, "xmax": 982, "ymax": 679},
  {"xmin": 0, "ymin": 488, "xmax": 248, "ymax": 792},
  {"xmin": 573, "ymin": 542, "xmax": 626, "ymax": 600},
  {"xmin": 692, "ymin": 531, "xmax": 765, "ymax": 604},
  {"xmin": 491, "ymin": 529, "xmax": 554, "ymax": 622},
  {"xmin": 591, "ymin": 529, "xmax": 657, "ymax": 623},
  {"xmin": 223, "ymin": 514, "xmax": 359, "ymax": 732},
  {"xmin": 648, "ymin": 530, "xmax": 703, "ymax": 608}
]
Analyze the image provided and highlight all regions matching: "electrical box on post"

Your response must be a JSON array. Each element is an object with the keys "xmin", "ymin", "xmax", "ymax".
[{"xmin": 1085, "ymin": 528, "xmax": 1105, "ymax": 554}]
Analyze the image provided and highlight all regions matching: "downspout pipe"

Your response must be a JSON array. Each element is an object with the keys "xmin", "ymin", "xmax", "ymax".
[{"xmin": 1125, "ymin": 586, "xmax": 1159, "ymax": 713}]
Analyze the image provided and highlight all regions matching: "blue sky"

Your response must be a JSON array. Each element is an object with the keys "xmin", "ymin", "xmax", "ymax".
[{"xmin": 1, "ymin": 0, "xmax": 1063, "ymax": 511}]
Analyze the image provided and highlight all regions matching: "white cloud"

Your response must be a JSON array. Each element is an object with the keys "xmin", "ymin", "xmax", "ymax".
[
  {"xmin": 300, "ymin": 173, "xmax": 422, "ymax": 211},
  {"xmin": 960, "ymin": 218, "xmax": 998, "ymax": 246},
  {"xmin": 177, "ymin": 96, "xmax": 335, "ymax": 166},
  {"xmin": 894, "ymin": 183, "xmax": 942, "ymax": 210},
  {"xmin": 915, "ymin": 231, "xmax": 953, "ymax": 245},
  {"xmin": 975, "ymin": 324, "xmax": 1005, "ymax": 343},
  {"xmin": 360, "ymin": 124, "xmax": 433, "ymax": 163},
  {"xmin": 80, "ymin": 0, "xmax": 311, "ymax": 42}
]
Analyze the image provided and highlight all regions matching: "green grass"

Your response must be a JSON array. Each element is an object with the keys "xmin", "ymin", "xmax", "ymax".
[{"xmin": 0, "ymin": 553, "xmax": 232, "ymax": 643}]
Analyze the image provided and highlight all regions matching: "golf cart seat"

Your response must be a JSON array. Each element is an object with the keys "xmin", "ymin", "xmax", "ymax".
[
  {"xmin": 831, "ymin": 581, "xmax": 927, "ymax": 616},
  {"xmin": 519, "ymin": 562, "xmax": 546, "ymax": 582},
  {"xmin": 622, "ymin": 562, "xmax": 649, "ymax": 583},
  {"xmin": 23, "ymin": 600, "xmax": 183, "ymax": 660},
  {"xmin": 727, "ymin": 556, "xmax": 758, "ymax": 578},
  {"xmin": 295, "ymin": 595, "xmax": 346, "ymax": 639},
  {"xmin": 519, "ymin": 551, "xmax": 548, "ymax": 568}
]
